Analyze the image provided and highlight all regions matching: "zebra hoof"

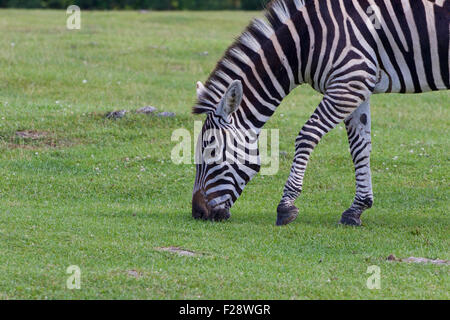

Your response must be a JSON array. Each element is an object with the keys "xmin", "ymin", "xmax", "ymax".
[
  {"xmin": 276, "ymin": 204, "xmax": 299, "ymax": 226},
  {"xmin": 339, "ymin": 210, "xmax": 362, "ymax": 226}
]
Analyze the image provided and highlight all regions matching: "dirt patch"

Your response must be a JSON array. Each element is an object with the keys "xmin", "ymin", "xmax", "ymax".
[
  {"xmin": 156, "ymin": 246, "xmax": 199, "ymax": 257},
  {"xmin": 6, "ymin": 130, "xmax": 79, "ymax": 150},
  {"xmin": 15, "ymin": 130, "xmax": 49, "ymax": 140},
  {"xmin": 126, "ymin": 270, "xmax": 142, "ymax": 278},
  {"xmin": 9, "ymin": 137, "xmax": 78, "ymax": 149},
  {"xmin": 387, "ymin": 254, "xmax": 449, "ymax": 265}
]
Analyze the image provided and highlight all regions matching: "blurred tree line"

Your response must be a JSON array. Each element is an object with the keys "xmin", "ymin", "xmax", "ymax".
[{"xmin": 0, "ymin": 0, "xmax": 271, "ymax": 9}]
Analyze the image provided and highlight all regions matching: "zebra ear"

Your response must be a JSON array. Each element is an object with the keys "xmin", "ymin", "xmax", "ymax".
[
  {"xmin": 217, "ymin": 80, "xmax": 243, "ymax": 119},
  {"xmin": 196, "ymin": 81, "xmax": 205, "ymax": 97}
]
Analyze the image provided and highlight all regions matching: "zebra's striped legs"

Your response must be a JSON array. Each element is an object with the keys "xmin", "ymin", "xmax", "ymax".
[
  {"xmin": 276, "ymin": 96, "xmax": 360, "ymax": 226},
  {"xmin": 339, "ymin": 100, "xmax": 373, "ymax": 226}
]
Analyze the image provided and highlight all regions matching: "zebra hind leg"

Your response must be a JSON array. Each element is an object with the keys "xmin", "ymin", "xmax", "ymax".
[{"xmin": 340, "ymin": 99, "xmax": 374, "ymax": 226}]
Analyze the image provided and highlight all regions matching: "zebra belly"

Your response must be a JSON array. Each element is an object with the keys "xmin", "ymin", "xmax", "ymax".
[
  {"xmin": 374, "ymin": 67, "xmax": 449, "ymax": 94},
  {"xmin": 373, "ymin": 69, "xmax": 391, "ymax": 94},
  {"xmin": 372, "ymin": 68, "xmax": 416, "ymax": 94},
  {"xmin": 367, "ymin": 0, "xmax": 449, "ymax": 94}
]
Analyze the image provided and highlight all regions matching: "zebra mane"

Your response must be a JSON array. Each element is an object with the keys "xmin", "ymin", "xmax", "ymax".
[{"xmin": 193, "ymin": 0, "xmax": 306, "ymax": 115}]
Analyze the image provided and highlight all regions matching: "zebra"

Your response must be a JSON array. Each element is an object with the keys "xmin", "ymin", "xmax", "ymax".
[{"xmin": 191, "ymin": 0, "xmax": 449, "ymax": 226}]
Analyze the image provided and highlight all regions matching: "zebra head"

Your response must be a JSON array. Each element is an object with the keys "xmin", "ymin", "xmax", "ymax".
[{"xmin": 192, "ymin": 80, "xmax": 261, "ymax": 221}]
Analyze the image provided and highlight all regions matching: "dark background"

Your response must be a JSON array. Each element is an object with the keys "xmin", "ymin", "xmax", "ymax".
[{"xmin": 0, "ymin": 0, "xmax": 271, "ymax": 9}]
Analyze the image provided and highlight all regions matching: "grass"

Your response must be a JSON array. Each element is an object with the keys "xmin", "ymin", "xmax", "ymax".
[{"xmin": 0, "ymin": 9, "xmax": 448, "ymax": 300}]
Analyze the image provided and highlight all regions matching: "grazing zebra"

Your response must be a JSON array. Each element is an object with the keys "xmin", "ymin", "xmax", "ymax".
[{"xmin": 192, "ymin": 0, "xmax": 449, "ymax": 226}]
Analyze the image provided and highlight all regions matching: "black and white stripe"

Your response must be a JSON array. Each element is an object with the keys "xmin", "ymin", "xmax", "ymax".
[{"xmin": 192, "ymin": 0, "xmax": 449, "ymax": 225}]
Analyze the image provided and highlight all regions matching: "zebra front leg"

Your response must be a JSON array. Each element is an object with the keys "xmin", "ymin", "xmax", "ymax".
[
  {"xmin": 339, "ymin": 100, "xmax": 373, "ymax": 226},
  {"xmin": 276, "ymin": 97, "xmax": 359, "ymax": 226}
]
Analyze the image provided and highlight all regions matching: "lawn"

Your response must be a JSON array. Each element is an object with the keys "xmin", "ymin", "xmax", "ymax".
[{"xmin": 0, "ymin": 9, "xmax": 448, "ymax": 299}]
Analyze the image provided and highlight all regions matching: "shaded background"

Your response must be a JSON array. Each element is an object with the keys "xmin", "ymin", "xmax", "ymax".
[{"xmin": 0, "ymin": 0, "xmax": 271, "ymax": 9}]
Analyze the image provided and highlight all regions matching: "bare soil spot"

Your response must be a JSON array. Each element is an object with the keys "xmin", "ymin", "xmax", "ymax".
[
  {"xmin": 156, "ymin": 246, "xmax": 199, "ymax": 257},
  {"xmin": 15, "ymin": 130, "xmax": 49, "ymax": 140},
  {"xmin": 387, "ymin": 254, "xmax": 449, "ymax": 265},
  {"xmin": 7, "ymin": 130, "xmax": 79, "ymax": 150},
  {"xmin": 127, "ymin": 270, "xmax": 142, "ymax": 278}
]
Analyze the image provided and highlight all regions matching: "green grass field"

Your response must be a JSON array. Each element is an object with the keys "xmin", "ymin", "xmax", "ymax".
[{"xmin": 0, "ymin": 9, "xmax": 448, "ymax": 299}]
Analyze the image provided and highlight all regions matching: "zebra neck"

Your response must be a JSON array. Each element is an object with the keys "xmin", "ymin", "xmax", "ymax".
[
  {"xmin": 230, "ymin": 7, "xmax": 311, "ymax": 132},
  {"xmin": 196, "ymin": 0, "xmax": 312, "ymax": 131}
]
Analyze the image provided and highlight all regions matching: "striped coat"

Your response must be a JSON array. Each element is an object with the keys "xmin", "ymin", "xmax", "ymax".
[{"xmin": 192, "ymin": 0, "xmax": 449, "ymax": 226}]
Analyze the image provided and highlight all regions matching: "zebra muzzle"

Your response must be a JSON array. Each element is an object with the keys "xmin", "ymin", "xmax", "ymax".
[{"xmin": 192, "ymin": 191, "xmax": 231, "ymax": 221}]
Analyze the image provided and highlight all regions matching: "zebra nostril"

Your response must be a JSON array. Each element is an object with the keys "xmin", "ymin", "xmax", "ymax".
[{"xmin": 211, "ymin": 208, "xmax": 231, "ymax": 222}]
